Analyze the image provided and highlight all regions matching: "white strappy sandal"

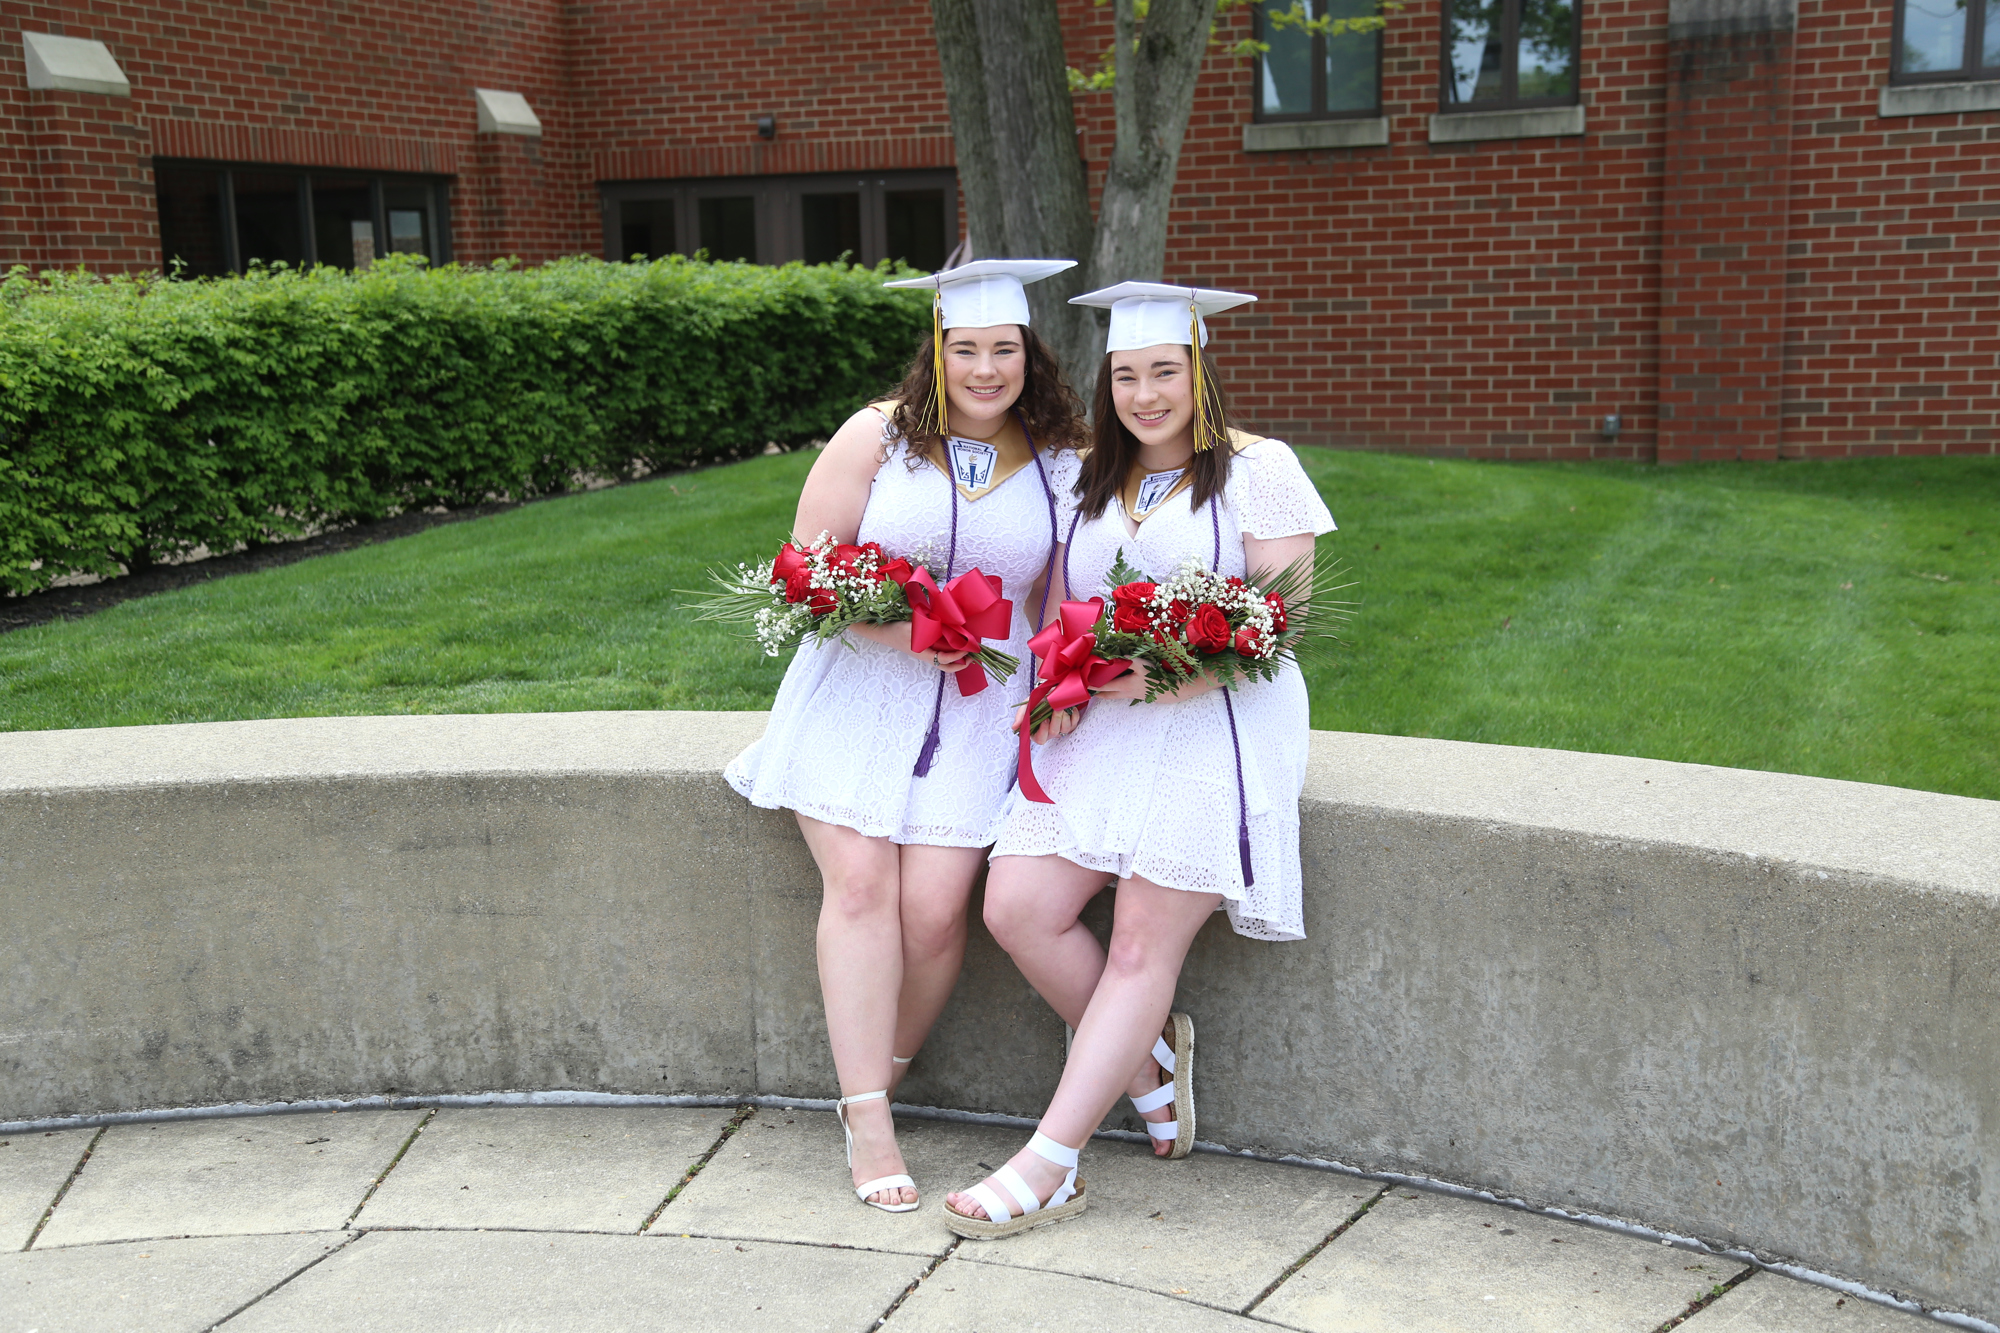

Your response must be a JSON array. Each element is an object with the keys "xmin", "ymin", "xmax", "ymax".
[
  {"xmin": 835, "ymin": 1089, "xmax": 919, "ymax": 1214},
  {"xmin": 1130, "ymin": 1012, "xmax": 1194, "ymax": 1160},
  {"xmin": 942, "ymin": 1131, "xmax": 1088, "ymax": 1240}
]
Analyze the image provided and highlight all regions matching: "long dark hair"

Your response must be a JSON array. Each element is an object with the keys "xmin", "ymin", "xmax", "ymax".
[
  {"xmin": 885, "ymin": 324, "xmax": 1086, "ymax": 462},
  {"xmin": 1075, "ymin": 348, "xmax": 1235, "ymax": 520}
]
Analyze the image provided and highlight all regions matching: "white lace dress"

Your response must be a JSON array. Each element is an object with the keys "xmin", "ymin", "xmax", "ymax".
[
  {"xmin": 727, "ymin": 428, "xmax": 1080, "ymax": 846},
  {"xmin": 990, "ymin": 437, "xmax": 1336, "ymax": 940}
]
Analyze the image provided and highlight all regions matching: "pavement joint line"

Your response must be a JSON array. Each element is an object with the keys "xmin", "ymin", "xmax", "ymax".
[
  {"xmin": 639, "ymin": 1102, "xmax": 755, "ymax": 1233},
  {"xmin": 19, "ymin": 1222, "xmax": 955, "ymax": 1261},
  {"xmin": 1647, "ymin": 1261, "xmax": 1761, "ymax": 1333},
  {"xmin": 1238, "ymin": 1183, "xmax": 1391, "ymax": 1315},
  {"xmin": 201, "ymin": 1230, "xmax": 363, "ymax": 1331},
  {"xmin": 951, "ymin": 1244, "xmax": 1256, "ymax": 1317},
  {"xmin": 342, "ymin": 1106, "xmax": 434, "ymax": 1229},
  {"xmin": 1, "ymin": 1093, "xmax": 1981, "ymax": 1328},
  {"xmin": 14, "ymin": 1228, "xmax": 348, "ymax": 1253},
  {"xmin": 20, "ymin": 1124, "xmax": 104, "ymax": 1251},
  {"xmin": 872, "ymin": 1237, "xmax": 959, "ymax": 1328},
  {"xmin": 1260, "ymin": 1151, "xmax": 1993, "ymax": 1331}
]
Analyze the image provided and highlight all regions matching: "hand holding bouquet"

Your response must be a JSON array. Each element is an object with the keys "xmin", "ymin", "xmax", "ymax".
[
  {"xmin": 1023, "ymin": 547, "xmax": 1351, "ymax": 730},
  {"xmin": 690, "ymin": 534, "xmax": 1020, "ymax": 694}
]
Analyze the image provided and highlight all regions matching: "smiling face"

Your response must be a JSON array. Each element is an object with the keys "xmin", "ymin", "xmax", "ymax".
[
  {"xmin": 941, "ymin": 324, "xmax": 1028, "ymax": 435},
  {"xmin": 1108, "ymin": 344, "xmax": 1197, "ymax": 460}
]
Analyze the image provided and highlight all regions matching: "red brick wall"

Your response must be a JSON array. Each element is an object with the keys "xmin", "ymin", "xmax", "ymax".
[
  {"xmin": 1655, "ymin": 18, "xmax": 1797, "ymax": 463},
  {"xmin": 0, "ymin": 0, "xmax": 587, "ymax": 268},
  {"xmin": 1141, "ymin": 2, "xmax": 1667, "ymax": 460},
  {"xmin": 1783, "ymin": 0, "xmax": 2000, "ymax": 457},
  {"xmin": 4, "ymin": 0, "xmax": 1996, "ymax": 459},
  {"xmin": 564, "ymin": 0, "xmax": 957, "ymax": 182}
]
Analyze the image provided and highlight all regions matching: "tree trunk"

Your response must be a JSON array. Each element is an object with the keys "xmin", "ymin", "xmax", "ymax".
[
  {"xmin": 932, "ymin": 0, "xmax": 1110, "ymax": 398},
  {"xmin": 1092, "ymin": 0, "xmax": 1217, "ymax": 298}
]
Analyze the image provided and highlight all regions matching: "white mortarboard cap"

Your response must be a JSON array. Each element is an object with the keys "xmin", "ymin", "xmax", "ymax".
[
  {"xmin": 884, "ymin": 258, "xmax": 1077, "ymax": 330},
  {"xmin": 1069, "ymin": 281, "xmax": 1258, "ymax": 352}
]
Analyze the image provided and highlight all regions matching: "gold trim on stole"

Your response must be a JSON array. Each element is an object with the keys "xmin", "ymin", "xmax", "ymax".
[
  {"xmin": 1120, "ymin": 430, "xmax": 1265, "ymax": 523},
  {"xmin": 872, "ymin": 401, "xmax": 1035, "ymax": 503}
]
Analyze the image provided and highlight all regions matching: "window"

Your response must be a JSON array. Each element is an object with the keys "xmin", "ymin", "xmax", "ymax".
[
  {"xmin": 1442, "ymin": 0, "xmax": 1579, "ymax": 111},
  {"xmin": 153, "ymin": 160, "xmax": 450, "ymax": 276},
  {"xmin": 600, "ymin": 171, "xmax": 957, "ymax": 268},
  {"xmin": 1894, "ymin": 0, "xmax": 2000, "ymax": 82},
  {"xmin": 1254, "ymin": 0, "xmax": 1382, "ymax": 121}
]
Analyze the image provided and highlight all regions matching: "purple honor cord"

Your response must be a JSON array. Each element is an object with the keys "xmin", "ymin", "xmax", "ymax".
[
  {"xmin": 910, "ymin": 465, "xmax": 958, "ymax": 779},
  {"xmin": 1211, "ymin": 497, "xmax": 1256, "ymax": 889},
  {"xmin": 1059, "ymin": 479, "xmax": 1254, "ymax": 889},
  {"xmin": 913, "ymin": 415, "xmax": 1059, "ymax": 780}
]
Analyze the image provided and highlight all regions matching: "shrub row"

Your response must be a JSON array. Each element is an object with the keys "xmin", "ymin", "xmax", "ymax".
[{"xmin": 0, "ymin": 257, "xmax": 929, "ymax": 594}]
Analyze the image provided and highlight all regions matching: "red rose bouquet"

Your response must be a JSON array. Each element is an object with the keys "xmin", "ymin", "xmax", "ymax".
[
  {"xmin": 690, "ymin": 533, "xmax": 1021, "ymax": 694},
  {"xmin": 1022, "ymin": 547, "xmax": 1351, "ymax": 731}
]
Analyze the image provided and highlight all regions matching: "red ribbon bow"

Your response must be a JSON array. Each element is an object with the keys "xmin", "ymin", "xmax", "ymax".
[
  {"xmin": 903, "ymin": 566, "xmax": 1013, "ymax": 697},
  {"xmin": 1016, "ymin": 598, "xmax": 1131, "ymax": 804}
]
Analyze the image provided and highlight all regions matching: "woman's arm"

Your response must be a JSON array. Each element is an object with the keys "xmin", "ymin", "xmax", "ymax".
[
  {"xmin": 792, "ymin": 407, "xmax": 889, "ymax": 546},
  {"xmin": 1088, "ymin": 531, "xmax": 1316, "ymax": 706},
  {"xmin": 794, "ymin": 408, "xmax": 974, "ymax": 669}
]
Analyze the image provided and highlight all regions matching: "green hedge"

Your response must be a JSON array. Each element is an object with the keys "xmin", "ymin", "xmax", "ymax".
[{"xmin": 0, "ymin": 256, "xmax": 929, "ymax": 594}]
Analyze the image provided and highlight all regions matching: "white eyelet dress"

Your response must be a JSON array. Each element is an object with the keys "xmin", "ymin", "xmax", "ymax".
[
  {"xmin": 727, "ymin": 421, "xmax": 1082, "ymax": 847},
  {"xmin": 990, "ymin": 438, "xmax": 1336, "ymax": 941}
]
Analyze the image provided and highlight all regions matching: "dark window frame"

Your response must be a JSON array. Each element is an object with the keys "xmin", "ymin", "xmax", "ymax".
[
  {"xmin": 1438, "ymin": 0, "xmax": 1583, "ymax": 113},
  {"xmin": 152, "ymin": 157, "xmax": 452, "ymax": 276},
  {"xmin": 1249, "ymin": 0, "xmax": 1386, "ymax": 124},
  {"xmin": 1891, "ymin": 0, "xmax": 2000, "ymax": 84},
  {"xmin": 599, "ymin": 169, "xmax": 959, "ymax": 269}
]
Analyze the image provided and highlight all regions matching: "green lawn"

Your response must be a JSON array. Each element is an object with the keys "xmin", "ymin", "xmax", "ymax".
[{"xmin": 2, "ymin": 450, "xmax": 1995, "ymax": 800}]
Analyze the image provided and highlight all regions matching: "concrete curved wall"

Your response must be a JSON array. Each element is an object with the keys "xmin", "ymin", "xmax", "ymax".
[{"xmin": 1, "ymin": 712, "xmax": 1994, "ymax": 1317}]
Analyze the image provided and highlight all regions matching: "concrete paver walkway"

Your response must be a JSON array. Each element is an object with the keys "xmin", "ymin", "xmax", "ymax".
[{"xmin": 0, "ymin": 1106, "xmax": 1935, "ymax": 1332}]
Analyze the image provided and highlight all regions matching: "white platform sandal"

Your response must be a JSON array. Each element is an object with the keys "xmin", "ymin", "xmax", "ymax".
[
  {"xmin": 943, "ymin": 1131, "xmax": 1087, "ymax": 1240},
  {"xmin": 1130, "ymin": 1012, "xmax": 1194, "ymax": 1160},
  {"xmin": 835, "ymin": 1089, "xmax": 919, "ymax": 1214}
]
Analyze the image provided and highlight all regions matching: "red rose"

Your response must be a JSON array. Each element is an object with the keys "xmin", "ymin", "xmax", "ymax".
[
  {"xmin": 878, "ymin": 557, "xmax": 914, "ymax": 585},
  {"xmin": 771, "ymin": 544, "xmax": 808, "ymax": 601},
  {"xmin": 1187, "ymin": 603, "xmax": 1231, "ymax": 653},
  {"xmin": 783, "ymin": 570, "xmax": 812, "ymax": 603},
  {"xmin": 1233, "ymin": 625, "xmax": 1268, "ymax": 657},
  {"xmin": 1226, "ymin": 576, "xmax": 1246, "ymax": 589},
  {"xmin": 1112, "ymin": 604, "xmax": 1152, "ymax": 633},
  {"xmin": 1166, "ymin": 598, "xmax": 1193, "ymax": 626},
  {"xmin": 1265, "ymin": 593, "xmax": 1288, "ymax": 632},
  {"xmin": 1109, "ymin": 581, "xmax": 1157, "ymax": 632},
  {"xmin": 806, "ymin": 587, "xmax": 837, "ymax": 616},
  {"xmin": 828, "ymin": 544, "xmax": 866, "ymax": 578}
]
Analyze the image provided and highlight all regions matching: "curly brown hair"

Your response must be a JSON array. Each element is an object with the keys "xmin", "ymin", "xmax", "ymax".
[
  {"xmin": 884, "ymin": 324, "xmax": 1087, "ymax": 462},
  {"xmin": 1074, "ymin": 349, "xmax": 1235, "ymax": 521}
]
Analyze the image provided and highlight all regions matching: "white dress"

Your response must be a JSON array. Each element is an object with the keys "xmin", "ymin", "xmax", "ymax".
[
  {"xmin": 727, "ymin": 423, "xmax": 1081, "ymax": 846},
  {"xmin": 990, "ymin": 438, "xmax": 1336, "ymax": 941}
]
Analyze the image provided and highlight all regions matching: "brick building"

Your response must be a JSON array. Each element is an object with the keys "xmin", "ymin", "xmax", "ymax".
[{"xmin": 4, "ymin": 0, "xmax": 1998, "ymax": 461}]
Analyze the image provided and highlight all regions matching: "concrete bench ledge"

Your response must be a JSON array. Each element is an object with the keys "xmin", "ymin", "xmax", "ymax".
[{"xmin": 1, "ymin": 712, "xmax": 1994, "ymax": 1319}]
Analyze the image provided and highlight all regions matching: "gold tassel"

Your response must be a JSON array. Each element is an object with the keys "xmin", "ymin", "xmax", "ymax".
[
  {"xmin": 1190, "ymin": 299, "xmax": 1224, "ymax": 452},
  {"xmin": 922, "ymin": 290, "xmax": 949, "ymax": 437}
]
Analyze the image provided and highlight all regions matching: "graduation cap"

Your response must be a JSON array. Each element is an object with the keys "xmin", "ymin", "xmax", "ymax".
[
  {"xmin": 884, "ymin": 259, "xmax": 1077, "ymax": 434},
  {"xmin": 1068, "ymin": 280, "xmax": 1258, "ymax": 352},
  {"xmin": 884, "ymin": 258, "xmax": 1076, "ymax": 330},
  {"xmin": 1069, "ymin": 281, "xmax": 1259, "ymax": 451}
]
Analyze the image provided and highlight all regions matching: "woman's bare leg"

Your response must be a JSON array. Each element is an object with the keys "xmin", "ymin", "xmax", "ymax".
[
  {"xmin": 985, "ymin": 855, "xmax": 1187, "ymax": 1155},
  {"xmin": 797, "ymin": 813, "xmax": 917, "ymax": 1207},
  {"xmin": 949, "ymin": 874, "xmax": 1222, "ymax": 1218},
  {"xmin": 983, "ymin": 853, "xmax": 1113, "ymax": 1028},
  {"xmin": 886, "ymin": 843, "xmax": 988, "ymax": 1097}
]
